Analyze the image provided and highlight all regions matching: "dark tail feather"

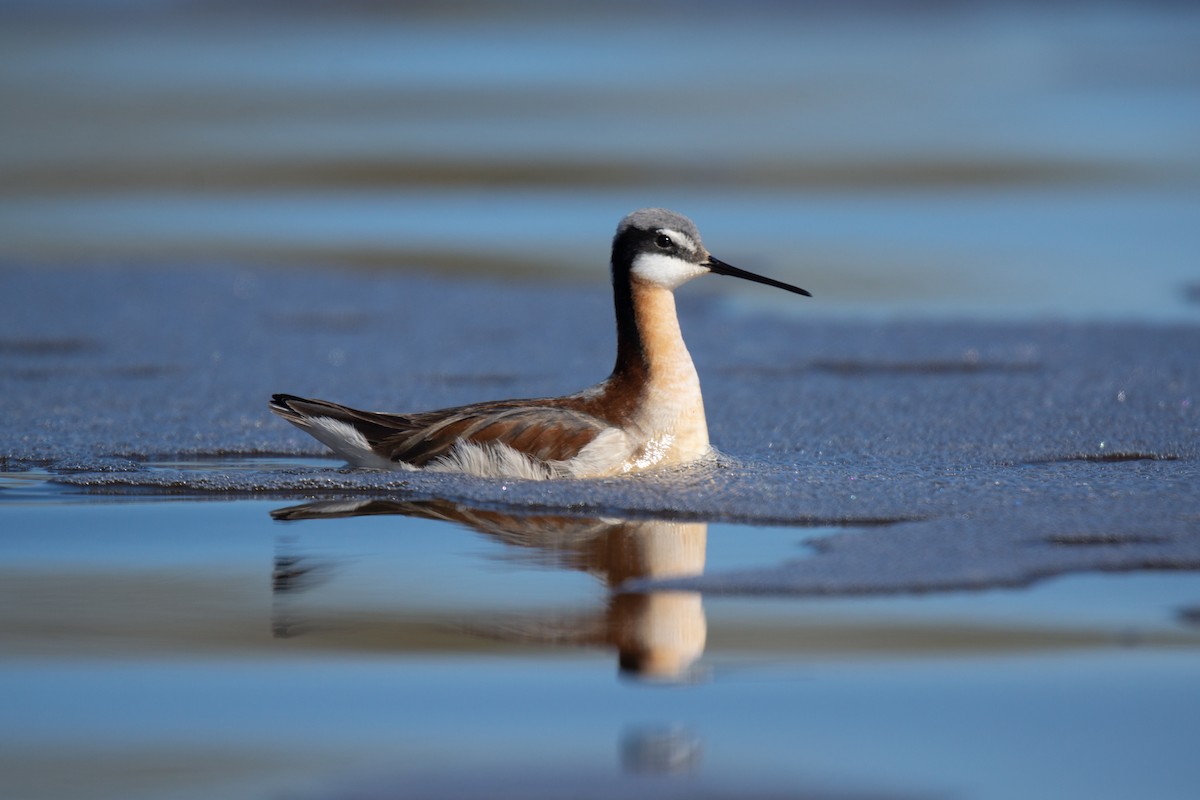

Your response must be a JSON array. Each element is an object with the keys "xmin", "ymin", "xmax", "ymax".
[
  {"xmin": 268, "ymin": 393, "xmax": 359, "ymax": 425},
  {"xmin": 269, "ymin": 393, "xmax": 313, "ymax": 424},
  {"xmin": 269, "ymin": 393, "xmax": 413, "ymax": 445}
]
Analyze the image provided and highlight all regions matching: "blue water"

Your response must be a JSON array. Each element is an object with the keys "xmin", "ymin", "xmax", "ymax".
[
  {"xmin": 2, "ymin": 488, "xmax": 1199, "ymax": 799},
  {"xmin": 2, "ymin": 2, "xmax": 1198, "ymax": 319},
  {"xmin": 3, "ymin": 4, "xmax": 1200, "ymax": 797}
]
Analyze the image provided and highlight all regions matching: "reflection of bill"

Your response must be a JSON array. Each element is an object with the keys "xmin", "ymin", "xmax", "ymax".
[{"xmin": 271, "ymin": 499, "xmax": 707, "ymax": 681}]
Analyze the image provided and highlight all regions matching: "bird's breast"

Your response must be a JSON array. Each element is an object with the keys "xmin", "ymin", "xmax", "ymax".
[{"xmin": 621, "ymin": 367, "xmax": 710, "ymax": 472}]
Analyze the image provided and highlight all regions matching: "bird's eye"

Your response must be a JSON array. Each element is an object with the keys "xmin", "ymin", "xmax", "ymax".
[{"xmin": 655, "ymin": 233, "xmax": 673, "ymax": 249}]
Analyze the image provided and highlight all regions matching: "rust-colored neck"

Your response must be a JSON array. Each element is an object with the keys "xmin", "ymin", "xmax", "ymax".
[{"xmin": 611, "ymin": 274, "xmax": 692, "ymax": 385}]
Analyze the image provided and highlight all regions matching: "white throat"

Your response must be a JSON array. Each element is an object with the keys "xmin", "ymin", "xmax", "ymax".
[{"xmin": 630, "ymin": 252, "xmax": 707, "ymax": 290}]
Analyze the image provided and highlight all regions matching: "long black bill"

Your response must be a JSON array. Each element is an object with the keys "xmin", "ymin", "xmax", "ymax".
[{"xmin": 705, "ymin": 256, "xmax": 812, "ymax": 297}]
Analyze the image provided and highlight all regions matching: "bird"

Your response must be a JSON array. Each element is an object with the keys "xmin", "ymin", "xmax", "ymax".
[{"xmin": 270, "ymin": 208, "xmax": 810, "ymax": 479}]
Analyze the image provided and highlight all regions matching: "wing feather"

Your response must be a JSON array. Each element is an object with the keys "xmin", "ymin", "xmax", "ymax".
[
  {"xmin": 271, "ymin": 393, "xmax": 615, "ymax": 469},
  {"xmin": 381, "ymin": 404, "xmax": 609, "ymax": 466}
]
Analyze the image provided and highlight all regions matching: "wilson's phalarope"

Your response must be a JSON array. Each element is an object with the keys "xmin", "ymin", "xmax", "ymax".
[{"xmin": 270, "ymin": 208, "xmax": 810, "ymax": 479}]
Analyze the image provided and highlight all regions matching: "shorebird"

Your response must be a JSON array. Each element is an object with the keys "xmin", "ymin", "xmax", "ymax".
[{"xmin": 270, "ymin": 208, "xmax": 810, "ymax": 479}]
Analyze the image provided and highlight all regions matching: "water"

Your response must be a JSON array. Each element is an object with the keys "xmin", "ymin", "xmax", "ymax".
[
  {"xmin": 2, "ymin": 1, "xmax": 1199, "ymax": 319},
  {"xmin": 2, "ymin": 258, "xmax": 1198, "ymax": 800},
  {"xmin": 3, "ymin": 485, "xmax": 1199, "ymax": 800},
  {"xmin": 3, "ymin": 3, "xmax": 1199, "ymax": 797}
]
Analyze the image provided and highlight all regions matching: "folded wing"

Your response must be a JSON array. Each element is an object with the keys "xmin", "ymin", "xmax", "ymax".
[{"xmin": 270, "ymin": 393, "xmax": 610, "ymax": 468}]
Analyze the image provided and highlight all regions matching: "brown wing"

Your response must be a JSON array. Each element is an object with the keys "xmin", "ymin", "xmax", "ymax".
[
  {"xmin": 379, "ymin": 402, "xmax": 609, "ymax": 466},
  {"xmin": 271, "ymin": 393, "xmax": 611, "ymax": 467}
]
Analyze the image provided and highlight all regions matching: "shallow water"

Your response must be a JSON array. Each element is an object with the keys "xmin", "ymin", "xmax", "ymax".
[
  {"xmin": 2, "ymin": 264, "xmax": 1198, "ymax": 583},
  {"xmin": 2, "ymin": 272, "xmax": 1199, "ymax": 798},
  {"xmin": 2, "ymin": 4, "xmax": 1199, "ymax": 796},
  {"xmin": 2, "ymin": 2, "xmax": 1199, "ymax": 319},
  {"xmin": 3, "ymin": 478, "xmax": 1200, "ymax": 800}
]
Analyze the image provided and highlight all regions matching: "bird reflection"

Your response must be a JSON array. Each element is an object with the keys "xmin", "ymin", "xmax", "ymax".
[
  {"xmin": 267, "ymin": 501, "xmax": 705, "ymax": 681},
  {"xmin": 270, "ymin": 498, "xmax": 707, "ymax": 680}
]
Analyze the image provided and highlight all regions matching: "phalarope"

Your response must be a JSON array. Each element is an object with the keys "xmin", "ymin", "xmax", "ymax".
[{"xmin": 270, "ymin": 208, "xmax": 810, "ymax": 479}]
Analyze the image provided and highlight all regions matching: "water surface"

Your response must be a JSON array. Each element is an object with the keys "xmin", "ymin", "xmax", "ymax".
[
  {"xmin": 2, "ymin": 4, "xmax": 1199, "ymax": 798},
  {"xmin": 2, "ymin": 1, "xmax": 1198, "ymax": 319},
  {"xmin": 3, "ymin": 485, "xmax": 1199, "ymax": 800}
]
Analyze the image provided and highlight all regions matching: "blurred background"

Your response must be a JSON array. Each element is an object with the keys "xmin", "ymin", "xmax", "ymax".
[{"xmin": 2, "ymin": 0, "xmax": 1197, "ymax": 319}]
